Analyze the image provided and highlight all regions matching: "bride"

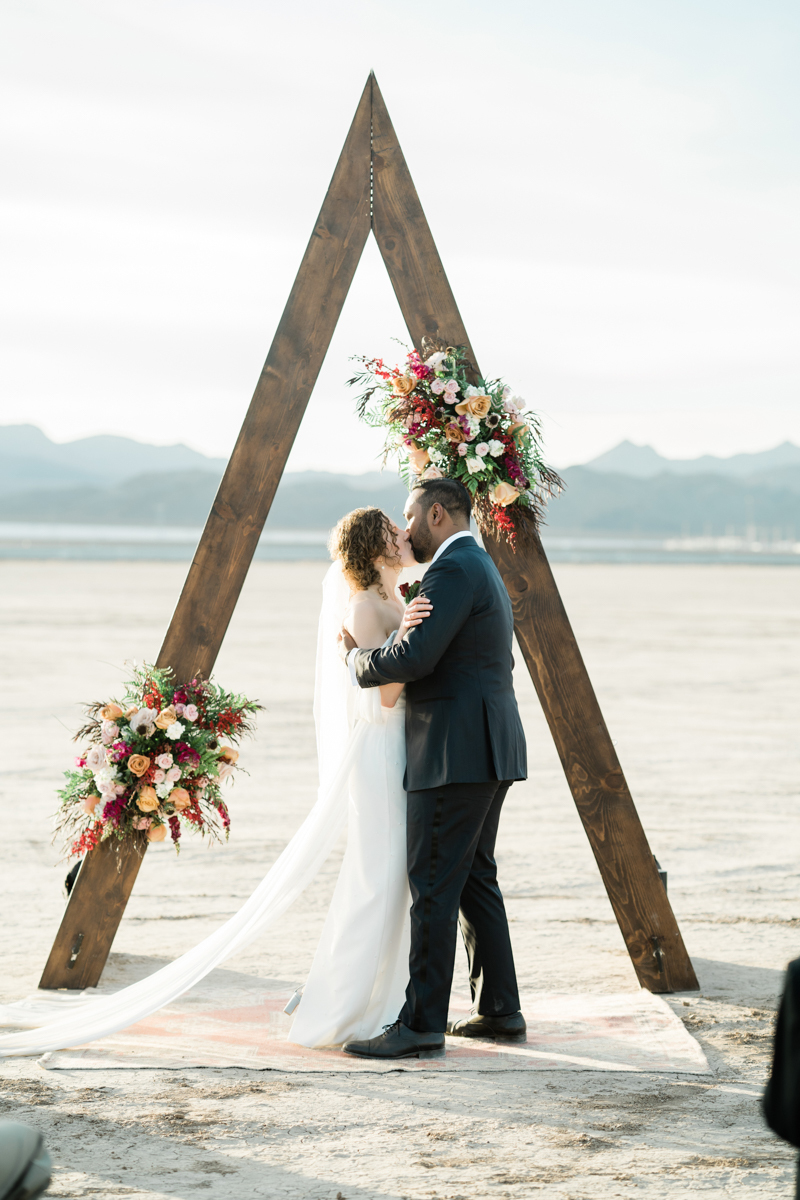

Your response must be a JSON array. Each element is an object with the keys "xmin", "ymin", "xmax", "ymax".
[
  {"xmin": 0, "ymin": 507, "xmax": 429, "ymax": 1057},
  {"xmin": 289, "ymin": 505, "xmax": 421, "ymax": 1046}
]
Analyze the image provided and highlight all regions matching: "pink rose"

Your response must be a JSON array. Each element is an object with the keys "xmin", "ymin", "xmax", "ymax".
[
  {"xmin": 101, "ymin": 720, "xmax": 119, "ymax": 745},
  {"xmin": 153, "ymin": 769, "xmax": 166, "ymax": 784},
  {"xmin": 217, "ymin": 762, "xmax": 235, "ymax": 781},
  {"xmin": 155, "ymin": 753, "xmax": 173, "ymax": 770},
  {"xmin": 430, "ymin": 379, "xmax": 445, "ymax": 395},
  {"xmin": 133, "ymin": 816, "xmax": 152, "ymax": 830},
  {"xmin": 183, "ymin": 704, "xmax": 199, "ymax": 722},
  {"xmin": 458, "ymin": 443, "xmax": 469, "ymax": 457},
  {"xmin": 166, "ymin": 766, "xmax": 181, "ymax": 783},
  {"xmin": 85, "ymin": 745, "xmax": 107, "ymax": 771},
  {"xmin": 174, "ymin": 703, "xmax": 186, "ymax": 716},
  {"xmin": 476, "ymin": 443, "xmax": 490, "ymax": 457}
]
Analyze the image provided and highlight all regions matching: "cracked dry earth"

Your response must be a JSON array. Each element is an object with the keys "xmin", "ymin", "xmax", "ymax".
[{"xmin": 2, "ymin": 559, "xmax": 800, "ymax": 1198}]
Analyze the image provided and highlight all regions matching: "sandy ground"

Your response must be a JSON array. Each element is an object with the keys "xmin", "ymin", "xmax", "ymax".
[{"xmin": 1, "ymin": 559, "xmax": 800, "ymax": 1198}]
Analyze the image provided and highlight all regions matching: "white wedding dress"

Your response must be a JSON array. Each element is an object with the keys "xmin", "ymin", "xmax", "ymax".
[{"xmin": 0, "ymin": 562, "xmax": 410, "ymax": 1057}]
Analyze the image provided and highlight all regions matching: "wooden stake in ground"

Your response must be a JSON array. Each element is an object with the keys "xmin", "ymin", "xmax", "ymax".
[{"xmin": 40, "ymin": 73, "xmax": 698, "ymax": 995}]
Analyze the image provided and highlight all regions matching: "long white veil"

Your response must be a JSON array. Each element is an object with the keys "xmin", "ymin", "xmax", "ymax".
[{"xmin": 0, "ymin": 562, "xmax": 362, "ymax": 1057}]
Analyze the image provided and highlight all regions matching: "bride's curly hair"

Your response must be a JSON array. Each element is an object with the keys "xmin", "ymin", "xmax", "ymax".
[{"xmin": 330, "ymin": 507, "xmax": 399, "ymax": 594}]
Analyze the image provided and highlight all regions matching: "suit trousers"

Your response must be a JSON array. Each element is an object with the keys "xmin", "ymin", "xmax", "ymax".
[{"xmin": 399, "ymin": 779, "xmax": 520, "ymax": 1033}]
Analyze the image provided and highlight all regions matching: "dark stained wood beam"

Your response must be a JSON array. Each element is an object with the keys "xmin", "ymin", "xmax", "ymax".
[
  {"xmin": 40, "ymin": 81, "xmax": 373, "ymax": 989},
  {"xmin": 370, "ymin": 75, "xmax": 698, "ymax": 992}
]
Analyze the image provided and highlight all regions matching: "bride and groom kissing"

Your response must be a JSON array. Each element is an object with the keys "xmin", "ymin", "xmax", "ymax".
[
  {"xmin": 0, "ymin": 476, "xmax": 527, "ymax": 1061},
  {"xmin": 290, "ymin": 475, "xmax": 527, "ymax": 1059}
]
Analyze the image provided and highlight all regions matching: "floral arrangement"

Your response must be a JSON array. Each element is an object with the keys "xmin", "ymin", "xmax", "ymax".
[
  {"xmin": 56, "ymin": 665, "xmax": 260, "ymax": 859},
  {"xmin": 349, "ymin": 340, "xmax": 562, "ymax": 546}
]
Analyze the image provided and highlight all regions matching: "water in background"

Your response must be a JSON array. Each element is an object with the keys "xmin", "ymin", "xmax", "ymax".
[{"xmin": 2, "ymin": 523, "xmax": 799, "ymax": 565}]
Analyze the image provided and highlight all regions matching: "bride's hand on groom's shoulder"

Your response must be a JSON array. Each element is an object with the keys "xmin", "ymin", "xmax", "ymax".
[{"xmin": 397, "ymin": 595, "xmax": 433, "ymax": 642}]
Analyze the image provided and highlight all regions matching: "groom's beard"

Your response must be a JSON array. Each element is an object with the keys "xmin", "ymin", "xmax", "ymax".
[{"xmin": 410, "ymin": 528, "xmax": 434, "ymax": 563}]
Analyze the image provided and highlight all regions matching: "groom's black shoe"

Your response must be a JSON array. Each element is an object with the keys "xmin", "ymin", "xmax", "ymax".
[
  {"xmin": 342, "ymin": 1020, "xmax": 445, "ymax": 1059},
  {"xmin": 447, "ymin": 1011, "xmax": 527, "ymax": 1043}
]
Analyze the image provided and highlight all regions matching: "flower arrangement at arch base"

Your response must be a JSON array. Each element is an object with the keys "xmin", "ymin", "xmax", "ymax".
[
  {"xmin": 349, "ymin": 339, "xmax": 563, "ymax": 547},
  {"xmin": 55, "ymin": 664, "xmax": 261, "ymax": 860}
]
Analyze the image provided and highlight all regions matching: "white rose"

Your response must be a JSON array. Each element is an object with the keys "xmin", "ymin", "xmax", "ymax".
[
  {"xmin": 165, "ymin": 721, "xmax": 184, "ymax": 740},
  {"xmin": 85, "ymin": 745, "xmax": 107, "ymax": 771},
  {"xmin": 101, "ymin": 720, "xmax": 119, "ymax": 745},
  {"xmin": 487, "ymin": 439, "xmax": 505, "ymax": 457},
  {"xmin": 476, "ymin": 442, "xmax": 490, "ymax": 457},
  {"xmin": 465, "ymin": 456, "xmax": 487, "ymax": 474}
]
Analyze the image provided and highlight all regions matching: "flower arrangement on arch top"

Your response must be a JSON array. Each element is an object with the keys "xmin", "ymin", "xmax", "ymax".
[
  {"xmin": 55, "ymin": 664, "xmax": 261, "ymax": 860},
  {"xmin": 348, "ymin": 340, "xmax": 563, "ymax": 546}
]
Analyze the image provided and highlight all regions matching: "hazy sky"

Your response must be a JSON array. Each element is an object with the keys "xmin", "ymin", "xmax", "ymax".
[{"xmin": 2, "ymin": 0, "xmax": 799, "ymax": 471}]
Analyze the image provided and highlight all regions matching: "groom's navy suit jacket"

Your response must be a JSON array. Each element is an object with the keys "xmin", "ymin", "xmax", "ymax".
[{"xmin": 352, "ymin": 536, "xmax": 527, "ymax": 791}]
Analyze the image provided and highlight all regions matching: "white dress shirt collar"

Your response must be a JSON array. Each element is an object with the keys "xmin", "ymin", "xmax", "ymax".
[{"xmin": 430, "ymin": 529, "xmax": 474, "ymax": 565}]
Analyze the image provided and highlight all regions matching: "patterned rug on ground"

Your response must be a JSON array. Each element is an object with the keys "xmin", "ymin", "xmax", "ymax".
[{"xmin": 1, "ymin": 966, "xmax": 710, "ymax": 1074}]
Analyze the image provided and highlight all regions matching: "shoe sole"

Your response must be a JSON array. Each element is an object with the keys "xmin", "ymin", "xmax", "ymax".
[
  {"xmin": 447, "ymin": 1030, "xmax": 527, "ymax": 1044},
  {"xmin": 342, "ymin": 1046, "xmax": 445, "ymax": 1059}
]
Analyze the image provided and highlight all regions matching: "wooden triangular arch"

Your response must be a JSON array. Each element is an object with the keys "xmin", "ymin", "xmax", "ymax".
[{"xmin": 41, "ymin": 75, "xmax": 698, "ymax": 995}]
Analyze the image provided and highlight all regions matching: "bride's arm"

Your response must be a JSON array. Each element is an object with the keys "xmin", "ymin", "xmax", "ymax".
[{"xmin": 345, "ymin": 602, "xmax": 405, "ymax": 710}]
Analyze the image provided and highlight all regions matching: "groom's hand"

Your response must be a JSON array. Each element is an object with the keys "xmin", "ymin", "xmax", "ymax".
[{"xmin": 337, "ymin": 628, "xmax": 357, "ymax": 663}]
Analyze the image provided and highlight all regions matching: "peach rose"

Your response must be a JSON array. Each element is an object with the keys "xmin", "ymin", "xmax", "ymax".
[
  {"xmin": 83, "ymin": 793, "xmax": 102, "ymax": 814},
  {"xmin": 136, "ymin": 786, "xmax": 159, "ymax": 812},
  {"xmin": 218, "ymin": 746, "xmax": 239, "ymax": 764},
  {"xmin": 420, "ymin": 464, "xmax": 444, "ymax": 481},
  {"xmin": 168, "ymin": 788, "xmax": 191, "ymax": 811},
  {"xmin": 155, "ymin": 705, "xmax": 177, "ymax": 730},
  {"xmin": 148, "ymin": 823, "xmax": 167, "ymax": 842},
  {"xmin": 100, "ymin": 703, "xmax": 123, "ymax": 721},
  {"xmin": 392, "ymin": 374, "xmax": 417, "ymax": 397},
  {"xmin": 128, "ymin": 754, "xmax": 150, "ymax": 778},
  {"xmin": 406, "ymin": 445, "xmax": 430, "ymax": 474},
  {"xmin": 507, "ymin": 420, "xmax": 528, "ymax": 439},
  {"xmin": 444, "ymin": 421, "xmax": 465, "ymax": 444},
  {"xmin": 125, "ymin": 705, "xmax": 138, "ymax": 718},
  {"xmin": 454, "ymin": 394, "xmax": 492, "ymax": 418},
  {"xmin": 490, "ymin": 481, "xmax": 520, "ymax": 507}
]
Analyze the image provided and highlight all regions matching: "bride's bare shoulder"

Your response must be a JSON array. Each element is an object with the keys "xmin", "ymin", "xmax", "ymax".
[{"xmin": 344, "ymin": 590, "xmax": 389, "ymax": 649}]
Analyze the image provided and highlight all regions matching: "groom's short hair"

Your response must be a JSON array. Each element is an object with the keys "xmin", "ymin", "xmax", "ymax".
[{"xmin": 412, "ymin": 478, "xmax": 471, "ymax": 524}]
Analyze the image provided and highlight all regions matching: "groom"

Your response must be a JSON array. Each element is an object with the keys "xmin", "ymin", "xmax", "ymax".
[{"xmin": 340, "ymin": 477, "xmax": 527, "ymax": 1058}]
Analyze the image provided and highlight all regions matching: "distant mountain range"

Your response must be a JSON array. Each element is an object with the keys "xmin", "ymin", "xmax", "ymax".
[
  {"xmin": 0, "ymin": 424, "xmax": 228, "ymax": 495},
  {"xmin": 585, "ymin": 438, "xmax": 800, "ymax": 481},
  {"xmin": 1, "ymin": 425, "xmax": 799, "ymax": 538}
]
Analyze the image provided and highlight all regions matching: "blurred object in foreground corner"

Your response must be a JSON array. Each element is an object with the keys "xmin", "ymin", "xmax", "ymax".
[
  {"xmin": 0, "ymin": 1122, "xmax": 52, "ymax": 1200},
  {"xmin": 763, "ymin": 957, "xmax": 800, "ymax": 1196}
]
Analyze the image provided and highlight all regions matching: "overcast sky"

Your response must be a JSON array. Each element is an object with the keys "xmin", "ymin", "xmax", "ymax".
[{"xmin": 2, "ymin": 0, "xmax": 799, "ymax": 471}]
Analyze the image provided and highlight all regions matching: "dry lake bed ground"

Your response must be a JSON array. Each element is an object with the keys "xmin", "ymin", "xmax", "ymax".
[{"xmin": 1, "ymin": 559, "xmax": 799, "ymax": 1199}]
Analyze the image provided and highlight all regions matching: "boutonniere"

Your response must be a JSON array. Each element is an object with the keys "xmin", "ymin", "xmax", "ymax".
[{"xmin": 398, "ymin": 580, "xmax": 422, "ymax": 606}]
